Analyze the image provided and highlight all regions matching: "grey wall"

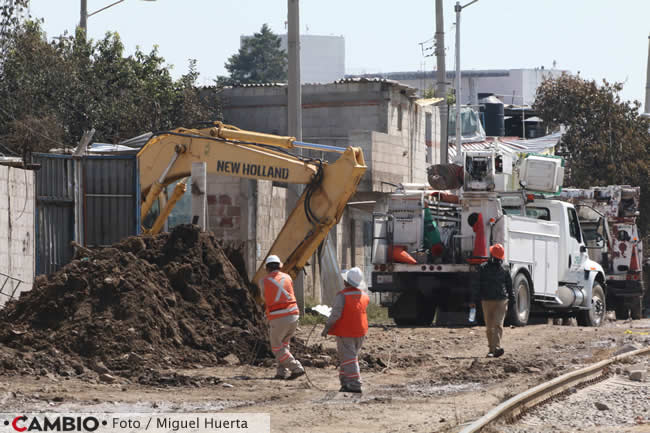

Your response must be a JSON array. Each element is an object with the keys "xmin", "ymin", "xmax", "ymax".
[{"xmin": 0, "ymin": 165, "xmax": 34, "ymax": 307}]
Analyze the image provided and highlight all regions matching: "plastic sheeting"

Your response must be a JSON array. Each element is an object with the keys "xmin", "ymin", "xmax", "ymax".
[{"xmin": 319, "ymin": 235, "xmax": 344, "ymax": 305}]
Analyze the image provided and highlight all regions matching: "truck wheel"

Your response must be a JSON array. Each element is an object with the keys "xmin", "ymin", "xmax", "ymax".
[
  {"xmin": 577, "ymin": 283, "xmax": 606, "ymax": 327},
  {"xmin": 506, "ymin": 273, "xmax": 531, "ymax": 326},
  {"xmin": 630, "ymin": 297, "xmax": 642, "ymax": 320},
  {"xmin": 614, "ymin": 302, "xmax": 629, "ymax": 320}
]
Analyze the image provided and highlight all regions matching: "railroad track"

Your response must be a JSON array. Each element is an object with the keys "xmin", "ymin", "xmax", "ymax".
[{"xmin": 459, "ymin": 346, "xmax": 650, "ymax": 433}]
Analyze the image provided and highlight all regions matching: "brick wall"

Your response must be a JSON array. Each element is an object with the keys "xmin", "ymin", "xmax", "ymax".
[{"xmin": 206, "ymin": 174, "xmax": 242, "ymax": 241}]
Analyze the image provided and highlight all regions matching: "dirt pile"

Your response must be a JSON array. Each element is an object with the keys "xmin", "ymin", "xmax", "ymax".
[{"xmin": 0, "ymin": 225, "xmax": 326, "ymax": 383}]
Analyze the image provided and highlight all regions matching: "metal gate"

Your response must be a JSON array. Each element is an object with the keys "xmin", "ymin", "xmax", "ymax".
[
  {"xmin": 34, "ymin": 153, "xmax": 139, "ymax": 275},
  {"xmin": 83, "ymin": 155, "xmax": 139, "ymax": 247},
  {"xmin": 34, "ymin": 154, "xmax": 75, "ymax": 275}
]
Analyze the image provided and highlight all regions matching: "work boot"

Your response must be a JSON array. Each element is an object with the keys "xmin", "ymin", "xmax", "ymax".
[
  {"xmin": 486, "ymin": 352, "xmax": 495, "ymax": 358},
  {"xmin": 494, "ymin": 348, "xmax": 505, "ymax": 358},
  {"xmin": 274, "ymin": 372, "xmax": 289, "ymax": 380},
  {"xmin": 288, "ymin": 369, "xmax": 305, "ymax": 380},
  {"xmin": 339, "ymin": 386, "xmax": 362, "ymax": 394}
]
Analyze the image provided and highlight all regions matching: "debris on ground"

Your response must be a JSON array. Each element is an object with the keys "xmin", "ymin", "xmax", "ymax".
[{"xmin": 0, "ymin": 225, "xmax": 332, "ymax": 384}]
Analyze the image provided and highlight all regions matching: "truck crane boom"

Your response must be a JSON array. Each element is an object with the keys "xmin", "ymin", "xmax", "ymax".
[{"xmin": 136, "ymin": 122, "xmax": 367, "ymax": 289}]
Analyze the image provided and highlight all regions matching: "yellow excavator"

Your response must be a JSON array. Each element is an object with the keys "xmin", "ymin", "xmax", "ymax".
[{"xmin": 136, "ymin": 121, "xmax": 366, "ymax": 288}]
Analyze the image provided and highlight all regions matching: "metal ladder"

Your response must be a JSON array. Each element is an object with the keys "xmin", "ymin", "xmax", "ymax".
[{"xmin": 0, "ymin": 272, "xmax": 25, "ymax": 307}]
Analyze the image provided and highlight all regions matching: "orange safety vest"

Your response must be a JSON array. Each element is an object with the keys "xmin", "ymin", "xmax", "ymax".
[
  {"xmin": 263, "ymin": 271, "xmax": 299, "ymax": 320},
  {"xmin": 328, "ymin": 287, "xmax": 369, "ymax": 338}
]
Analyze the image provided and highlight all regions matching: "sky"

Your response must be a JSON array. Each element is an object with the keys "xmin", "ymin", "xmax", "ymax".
[{"xmin": 29, "ymin": 0, "xmax": 650, "ymax": 111}]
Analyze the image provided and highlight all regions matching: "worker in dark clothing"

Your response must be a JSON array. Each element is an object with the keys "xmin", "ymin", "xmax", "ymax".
[{"xmin": 470, "ymin": 243, "xmax": 515, "ymax": 358}]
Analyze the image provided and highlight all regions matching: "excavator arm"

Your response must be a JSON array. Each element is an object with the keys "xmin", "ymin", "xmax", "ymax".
[{"xmin": 136, "ymin": 122, "xmax": 367, "ymax": 289}]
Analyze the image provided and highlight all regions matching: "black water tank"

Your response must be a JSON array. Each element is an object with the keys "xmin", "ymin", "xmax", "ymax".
[{"xmin": 479, "ymin": 94, "xmax": 505, "ymax": 137}]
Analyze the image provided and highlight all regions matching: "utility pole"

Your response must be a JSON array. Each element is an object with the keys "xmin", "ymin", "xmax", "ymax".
[
  {"xmin": 80, "ymin": 0, "xmax": 87, "ymax": 33},
  {"xmin": 287, "ymin": 0, "xmax": 305, "ymax": 310},
  {"xmin": 454, "ymin": 2, "xmax": 462, "ymax": 160},
  {"xmin": 645, "ymin": 33, "xmax": 650, "ymax": 114},
  {"xmin": 288, "ymin": 0, "xmax": 302, "ymax": 141},
  {"xmin": 435, "ymin": 0, "xmax": 448, "ymax": 165},
  {"xmin": 454, "ymin": 0, "xmax": 478, "ymax": 162}
]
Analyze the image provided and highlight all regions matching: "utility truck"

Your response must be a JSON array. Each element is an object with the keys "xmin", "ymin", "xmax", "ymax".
[
  {"xmin": 370, "ymin": 146, "xmax": 607, "ymax": 327},
  {"xmin": 560, "ymin": 186, "xmax": 644, "ymax": 320}
]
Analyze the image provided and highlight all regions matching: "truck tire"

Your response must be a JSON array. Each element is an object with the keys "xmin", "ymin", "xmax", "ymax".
[
  {"xmin": 630, "ymin": 296, "xmax": 642, "ymax": 320},
  {"xmin": 577, "ymin": 283, "xmax": 606, "ymax": 327},
  {"xmin": 506, "ymin": 273, "xmax": 531, "ymax": 326},
  {"xmin": 391, "ymin": 291, "xmax": 435, "ymax": 327},
  {"xmin": 614, "ymin": 302, "xmax": 629, "ymax": 320}
]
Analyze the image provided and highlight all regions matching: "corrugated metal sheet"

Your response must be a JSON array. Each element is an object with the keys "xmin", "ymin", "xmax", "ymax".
[
  {"xmin": 447, "ymin": 132, "xmax": 561, "ymax": 161},
  {"xmin": 83, "ymin": 156, "xmax": 138, "ymax": 247},
  {"xmin": 34, "ymin": 154, "xmax": 75, "ymax": 275},
  {"xmin": 34, "ymin": 153, "xmax": 139, "ymax": 274}
]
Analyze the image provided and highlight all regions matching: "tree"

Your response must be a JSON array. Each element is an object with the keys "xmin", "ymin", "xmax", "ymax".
[
  {"xmin": 0, "ymin": 20, "xmax": 220, "ymax": 155},
  {"xmin": 533, "ymin": 73, "xmax": 650, "ymax": 232},
  {"xmin": 220, "ymin": 24, "xmax": 287, "ymax": 85}
]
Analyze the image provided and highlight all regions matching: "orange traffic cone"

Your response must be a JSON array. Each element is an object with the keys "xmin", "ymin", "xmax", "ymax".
[
  {"xmin": 467, "ymin": 213, "xmax": 488, "ymax": 265},
  {"xmin": 389, "ymin": 245, "xmax": 417, "ymax": 264}
]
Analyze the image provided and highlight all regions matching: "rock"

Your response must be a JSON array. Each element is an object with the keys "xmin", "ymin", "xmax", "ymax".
[
  {"xmin": 99, "ymin": 373, "xmax": 117, "ymax": 383},
  {"xmin": 52, "ymin": 396, "xmax": 64, "ymax": 402},
  {"xmin": 594, "ymin": 402, "xmax": 609, "ymax": 411},
  {"xmin": 525, "ymin": 367, "xmax": 543, "ymax": 374},
  {"xmin": 223, "ymin": 354, "xmax": 240, "ymax": 366},
  {"xmin": 91, "ymin": 361, "xmax": 110, "ymax": 375},
  {"xmin": 319, "ymin": 355, "xmax": 332, "ymax": 363},
  {"xmin": 629, "ymin": 370, "xmax": 646, "ymax": 382},
  {"xmin": 222, "ymin": 383, "xmax": 233, "ymax": 388}
]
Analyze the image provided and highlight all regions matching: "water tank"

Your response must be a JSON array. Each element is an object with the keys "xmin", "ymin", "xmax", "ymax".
[{"xmin": 479, "ymin": 94, "xmax": 505, "ymax": 137}]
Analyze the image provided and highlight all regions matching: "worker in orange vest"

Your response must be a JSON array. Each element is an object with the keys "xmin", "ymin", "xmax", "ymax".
[
  {"xmin": 321, "ymin": 267, "xmax": 369, "ymax": 393},
  {"xmin": 261, "ymin": 255, "xmax": 305, "ymax": 380}
]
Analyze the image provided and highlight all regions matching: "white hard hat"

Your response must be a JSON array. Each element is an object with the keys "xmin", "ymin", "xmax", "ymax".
[
  {"xmin": 265, "ymin": 255, "xmax": 281, "ymax": 265},
  {"xmin": 342, "ymin": 267, "xmax": 364, "ymax": 288}
]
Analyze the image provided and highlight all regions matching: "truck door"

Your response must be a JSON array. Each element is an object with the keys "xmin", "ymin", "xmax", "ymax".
[{"xmin": 563, "ymin": 207, "xmax": 584, "ymax": 283}]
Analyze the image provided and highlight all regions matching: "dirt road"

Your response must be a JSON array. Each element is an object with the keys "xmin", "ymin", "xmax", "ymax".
[{"xmin": 1, "ymin": 319, "xmax": 648, "ymax": 433}]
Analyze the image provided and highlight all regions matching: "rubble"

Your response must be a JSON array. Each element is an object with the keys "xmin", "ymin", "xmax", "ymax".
[{"xmin": 0, "ymin": 225, "xmax": 332, "ymax": 383}]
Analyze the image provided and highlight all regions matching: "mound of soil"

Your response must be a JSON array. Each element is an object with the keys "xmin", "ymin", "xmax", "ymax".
[{"xmin": 0, "ymin": 225, "xmax": 329, "ymax": 383}]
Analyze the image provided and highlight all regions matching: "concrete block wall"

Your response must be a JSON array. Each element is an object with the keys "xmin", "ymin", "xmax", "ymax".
[
  {"xmin": 206, "ymin": 174, "xmax": 243, "ymax": 242},
  {"xmin": 0, "ymin": 166, "xmax": 34, "ymax": 307}
]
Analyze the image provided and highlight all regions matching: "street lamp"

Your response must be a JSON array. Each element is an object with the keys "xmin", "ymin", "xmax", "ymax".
[
  {"xmin": 80, "ymin": 0, "xmax": 156, "ymax": 33},
  {"xmin": 454, "ymin": 0, "xmax": 478, "ymax": 162}
]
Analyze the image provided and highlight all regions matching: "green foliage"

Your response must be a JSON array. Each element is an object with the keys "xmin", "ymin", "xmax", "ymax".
[
  {"xmin": 533, "ymin": 73, "xmax": 650, "ymax": 233},
  {"xmin": 218, "ymin": 24, "xmax": 287, "ymax": 86},
  {"xmin": 0, "ymin": 20, "xmax": 220, "ymax": 154}
]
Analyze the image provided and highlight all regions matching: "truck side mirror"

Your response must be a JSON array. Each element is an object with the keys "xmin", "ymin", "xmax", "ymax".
[{"xmin": 580, "ymin": 245, "xmax": 587, "ymax": 253}]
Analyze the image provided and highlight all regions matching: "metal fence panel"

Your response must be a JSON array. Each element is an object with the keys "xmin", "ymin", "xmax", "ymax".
[
  {"xmin": 33, "ymin": 154, "xmax": 75, "ymax": 275},
  {"xmin": 83, "ymin": 155, "xmax": 138, "ymax": 247}
]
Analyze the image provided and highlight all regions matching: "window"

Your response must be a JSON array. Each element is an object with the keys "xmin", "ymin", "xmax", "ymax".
[
  {"xmin": 502, "ymin": 206, "xmax": 550, "ymax": 221},
  {"xmin": 568, "ymin": 207, "xmax": 582, "ymax": 242}
]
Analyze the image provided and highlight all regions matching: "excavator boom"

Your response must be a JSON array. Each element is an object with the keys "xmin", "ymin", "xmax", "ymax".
[{"xmin": 136, "ymin": 122, "xmax": 367, "ymax": 290}]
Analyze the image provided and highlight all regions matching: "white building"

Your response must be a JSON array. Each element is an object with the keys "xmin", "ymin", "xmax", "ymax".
[
  {"xmin": 242, "ymin": 34, "xmax": 346, "ymax": 84},
  {"xmin": 350, "ymin": 68, "xmax": 568, "ymax": 105}
]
